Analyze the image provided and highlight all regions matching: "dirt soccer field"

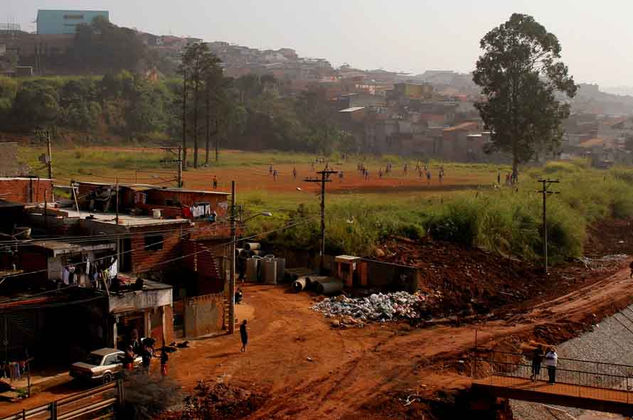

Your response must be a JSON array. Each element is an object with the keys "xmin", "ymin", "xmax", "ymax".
[{"xmin": 19, "ymin": 146, "xmax": 500, "ymax": 195}]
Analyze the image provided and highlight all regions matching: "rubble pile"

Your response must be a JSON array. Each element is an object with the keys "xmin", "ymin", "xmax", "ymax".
[{"xmin": 313, "ymin": 291, "xmax": 441, "ymax": 325}]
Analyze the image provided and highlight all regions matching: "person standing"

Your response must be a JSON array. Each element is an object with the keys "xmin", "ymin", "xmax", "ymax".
[
  {"xmin": 293, "ymin": 167, "xmax": 297, "ymax": 180},
  {"xmin": 160, "ymin": 348, "xmax": 169, "ymax": 377},
  {"xmin": 212, "ymin": 176, "xmax": 218, "ymax": 190},
  {"xmin": 123, "ymin": 345, "xmax": 135, "ymax": 371},
  {"xmin": 240, "ymin": 320, "xmax": 248, "ymax": 352},
  {"xmin": 545, "ymin": 347, "xmax": 558, "ymax": 384},
  {"xmin": 530, "ymin": 345, "xmax": 543, "ymax": 381},
  {"xmin": 629, "ymin": 260, "xmax": 633, "ymax": 278},
  {"xmin": 141, "ymin": 343, "xmax": 153, "ymax": 374}
]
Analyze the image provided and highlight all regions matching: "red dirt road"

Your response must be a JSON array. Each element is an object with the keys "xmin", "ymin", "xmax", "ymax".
[
  {"xmin": 0, "ymin": 262, "xmax": 631, "ymax": 418},
  {"xmin": 165, "ymin": 261, "xmax": 633, "ymax": 418}
]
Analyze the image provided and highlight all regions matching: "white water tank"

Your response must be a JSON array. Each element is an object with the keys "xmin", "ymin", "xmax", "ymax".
[
  {"xmin": 246, "ymin": 257, "xmax": 261, "ymax": 283},
  {"xmin": 262, "ymin": 258, "xmax": 277, "ymax": 284}
]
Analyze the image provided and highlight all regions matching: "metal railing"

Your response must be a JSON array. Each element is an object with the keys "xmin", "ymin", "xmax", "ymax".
[
  {"xmin": 472, "ymin": 350, "xmax": 633, "ymax": 403},
  {"xmin": 0, "ymin": 380, "xmax": 123, "ymax": 420}
]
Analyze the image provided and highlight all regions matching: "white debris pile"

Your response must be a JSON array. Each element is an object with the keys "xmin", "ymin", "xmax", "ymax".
[{"xmin": 312, "ymin": 291, "xmax": 434, "ymax": 322}]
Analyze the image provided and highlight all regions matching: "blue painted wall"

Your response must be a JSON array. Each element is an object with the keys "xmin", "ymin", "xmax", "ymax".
[{"xmin": 37, "ymin": 10, "xmax": 109, "ymax": 35}]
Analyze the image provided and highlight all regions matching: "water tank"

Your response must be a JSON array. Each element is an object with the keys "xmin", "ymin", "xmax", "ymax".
[
  {"xmin": 275, "ymin": 258, "xmax": 286, "ymax": 283},
  {"xmin": 246, "ymin": 257, "xmax": 261, "ymax": 283},
  {"xmin": 262, "ymin": 258, "xmax": 277, "ymax": 285}
]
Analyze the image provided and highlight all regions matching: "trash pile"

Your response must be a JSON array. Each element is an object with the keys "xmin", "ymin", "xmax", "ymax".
[{"xmin": 312, "ymin": 291, "xmax": 442, "ymax": 326}]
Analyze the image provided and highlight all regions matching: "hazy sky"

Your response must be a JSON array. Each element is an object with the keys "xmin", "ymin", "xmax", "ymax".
[{"xmin": 3, "ymin": 0, "xmax": 632, "ymax": 87}]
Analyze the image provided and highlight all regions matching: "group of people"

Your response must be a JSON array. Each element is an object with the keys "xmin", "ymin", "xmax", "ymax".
[
  {"xmin": 121, "ymin": 335, "xmax": 169, "ymax": 377},
  {"xmin": 530, "ymin": 345, "xmax": 558, "ymax": 384}
]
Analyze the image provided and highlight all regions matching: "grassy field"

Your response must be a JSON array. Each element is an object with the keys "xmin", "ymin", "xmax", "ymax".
[{"xmin": 19, "ymin": 145, "xmax": 631, "ymax": 261}]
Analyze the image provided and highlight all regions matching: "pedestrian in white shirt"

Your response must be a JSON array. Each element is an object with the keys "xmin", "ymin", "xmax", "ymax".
[{"xmin": 544, "ymin": 348, "xmax": 558, "ymax": 384}]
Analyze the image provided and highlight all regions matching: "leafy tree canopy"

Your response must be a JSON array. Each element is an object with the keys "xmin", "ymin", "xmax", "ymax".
[{"xmin": 473, "ymin": 13, "xmax": 577, "ymax": 176}]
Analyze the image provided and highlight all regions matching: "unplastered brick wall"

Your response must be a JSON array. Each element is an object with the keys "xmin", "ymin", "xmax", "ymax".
[
  {"xmin": 130, "ymin": 226, "xmax": 186, "ymax": 273},
  {"xmin": 0, "ymin": 178, "xmax": 53, "ymax": 203}
]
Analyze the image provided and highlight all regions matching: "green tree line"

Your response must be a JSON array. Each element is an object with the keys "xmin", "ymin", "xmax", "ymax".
[{"xmin": 0, "ymin": 44, "xmax": 353, "ymax": 165}]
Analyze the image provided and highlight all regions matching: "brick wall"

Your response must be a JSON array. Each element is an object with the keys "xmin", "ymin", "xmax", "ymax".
[
  {"xmin": 183, "ymin": 240, "xmax": 224, "ymax": 294},
  {"xmin": 0, "ymin": 178, "xmax": 53, "ymax": 203},
  {"xmin": 183, "ymin": 293, "xmax": 225, "ymax": 337},
  {"xmin": 130, "ymin": 226, "xmax": 186, "ymax": 273}
]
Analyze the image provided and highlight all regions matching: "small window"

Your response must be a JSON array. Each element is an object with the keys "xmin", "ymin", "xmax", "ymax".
[
  {"xmin": 64, "ymin": 14, "xmax": 84, "ymax": 20},
  {"xmin": 144, "ymin": 234, "xmax": 164, "ymax": 251}
]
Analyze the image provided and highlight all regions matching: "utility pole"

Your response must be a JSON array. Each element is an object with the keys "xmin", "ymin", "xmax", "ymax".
[
  {"xmin": 228, "ymin": 180, "xmax": 236, "ymax": 334},
  {"xmin": 305, "ymin": 169, "xmax": 338, "ymax": 274},
  {"xmin": 115, "ymin": 178, "xmax": 120, "ymax": 225},
  {"xmin": 537, "ymin": 179, "xmax": 560, "ymax": 274},
  {"xmin": 46, "ymin": 129, "xmax": 52, "ymax": 180},
  {"xmin": 177, "ymin": 145, "xmax": 183, "ymax": 188},
  {"xmin": 160, "ymin": 146, "xmax": 184, "ymax": 188}
]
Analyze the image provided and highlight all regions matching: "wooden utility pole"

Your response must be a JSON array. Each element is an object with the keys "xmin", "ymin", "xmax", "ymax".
[
  {"xmin": 115, "ymin": 178, "xmax": 120, "ymax": 225},
  {"xmin": 537, "ymin": 179, "xmax": 559, "ymax": 274},
  {"xmin": 228, "ymin": 181, "xmax": 236, "ymax": 334},
  {"xmin": 305, "ymin": 169, "xmax": 337, "ymax": 274},
  {"xmin": 46, "ymin": 130, "xmax": 53, "ymax": 180},
  {"xmin": 160, "ymin": 146, "xmax": 184, "ymax": 188},
  {"xmin": 177, "ymin": 146, "xmax": 183, "ymax": 188}
]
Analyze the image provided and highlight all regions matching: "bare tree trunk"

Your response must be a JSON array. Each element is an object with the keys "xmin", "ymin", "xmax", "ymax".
[
  {"xmin": 215, "ymin": 118, "xmax": 220, "ymax": 162},
  {"xmin": 205, "ymin": 88, "xmax": 210, "ymax": 165},
  {"xmin": 181, "ymin": 71, "xmax": 187, "ymax": 167},
  {"xmin": 193, "ymin": 78, "xmax": 199, "ymax": 169}
]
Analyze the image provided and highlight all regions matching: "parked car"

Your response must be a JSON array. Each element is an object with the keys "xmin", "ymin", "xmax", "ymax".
[{"xmin": 70, "ymin": 348, "xmax": 141, "ymax": 383}]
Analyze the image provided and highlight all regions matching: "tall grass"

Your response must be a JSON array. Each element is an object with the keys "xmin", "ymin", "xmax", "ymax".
[{"xmin": 258, "ymin": 163, "xmax": 633, "ymax": 262}]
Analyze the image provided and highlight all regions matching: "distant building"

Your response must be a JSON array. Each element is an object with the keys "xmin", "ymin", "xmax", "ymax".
[{"xmin": 36, "ymin": 10, "xmax": 109, "ymax": 35}]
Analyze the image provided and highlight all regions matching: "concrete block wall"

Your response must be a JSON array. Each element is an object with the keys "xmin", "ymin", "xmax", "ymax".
[{"xmin": 183, "ymin": 293, "xmax": 225, "ymax": 337}]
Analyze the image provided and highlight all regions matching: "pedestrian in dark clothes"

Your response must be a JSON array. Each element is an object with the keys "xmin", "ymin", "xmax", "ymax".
[
  {"xmin": 530, "ymin": 345, "xmax": 543, "ymax": 381},
  {"xmin": 141, "ymin": 344, "xmax": 153, "ymax": 373},
  {"xmin": 160, "ymin": 348, "xmax": 169, "ymax": 377},
  {"xmin": 629, "ymin": 260, "xmax": 633, "ymax": 278},
  {"xmin": 240, "ymin": 320, "xmax": 248, "ymax": 352}
]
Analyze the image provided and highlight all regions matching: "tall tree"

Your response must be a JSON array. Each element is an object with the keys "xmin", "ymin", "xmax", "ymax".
[
  {"xmin": 473, "ymin": 13, "xmax": 577, "ymax": 180},
  {"xmin": 202, "ymin": 53, "xmax": 224, "ymax": 165},
  {"xmin": 181, "ymin": 42, "xmax": 220, "ymax": 168}
]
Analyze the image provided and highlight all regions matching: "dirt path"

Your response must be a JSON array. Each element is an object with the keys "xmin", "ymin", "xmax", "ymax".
[
  {"xmin": 167, "ymin": 263, "xmax": 633, "ymax": 419},
  {"xmin": 1, "ymin": 265, "xmax": 630, "ymax": 418}
]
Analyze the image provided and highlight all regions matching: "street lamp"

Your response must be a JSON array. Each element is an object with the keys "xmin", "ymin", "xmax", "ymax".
[{"xmin": 240, "ymin": 211, "xmax": 273, "ymax": 223}]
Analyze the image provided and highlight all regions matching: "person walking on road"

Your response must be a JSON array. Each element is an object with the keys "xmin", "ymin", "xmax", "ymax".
[
  {"xmin": 240, "ymin": 320, "xmax": 248, "ymax": 352},
  {"xmin": 212, "ymin": 175, "xmax": 218, "ymax": 190},
  {"xmin": 545, "ymin": 347, "xmax": 558, "ymax": 384},
  {"xmin": 530, "ymin": 345, "xmax": 544, "ymax": 381}
]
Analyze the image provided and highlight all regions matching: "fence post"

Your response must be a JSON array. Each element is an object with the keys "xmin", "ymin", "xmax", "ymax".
[
  {"xmin": 50, "ymin": 401, "xmax": 57, "ymax": 420},
  {"xmin": 117, "ymin": 379, "xmax": 125, "ymax": 406}
]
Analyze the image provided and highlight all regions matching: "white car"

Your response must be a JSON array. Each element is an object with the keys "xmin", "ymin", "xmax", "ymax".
[{"xmin": 70, "ymin": 348, "xmax": 142, "ymax": 383}]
